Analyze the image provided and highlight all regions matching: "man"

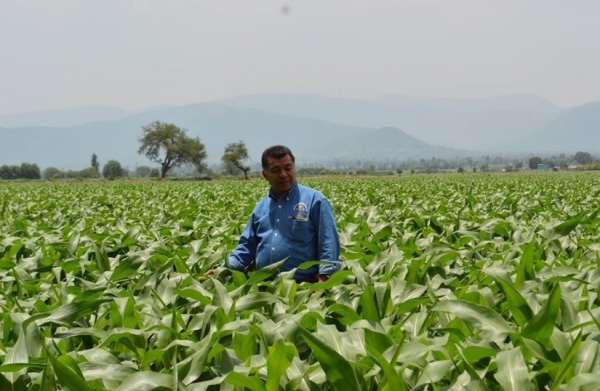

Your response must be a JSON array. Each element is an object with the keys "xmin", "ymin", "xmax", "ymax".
[{"xmin": 207, "ymin": 145, "xmax": 340, "ymax": 282}]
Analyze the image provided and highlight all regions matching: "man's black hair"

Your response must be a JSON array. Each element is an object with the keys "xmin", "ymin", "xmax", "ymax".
[{"xmin": 261, "ymin": 145, "xmax": 295, "ymax": 169}]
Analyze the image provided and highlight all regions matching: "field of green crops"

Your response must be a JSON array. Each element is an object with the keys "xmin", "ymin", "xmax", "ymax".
[{"xmin": 2, "ymin": 173, "xmax": 600, "ymax": 390}]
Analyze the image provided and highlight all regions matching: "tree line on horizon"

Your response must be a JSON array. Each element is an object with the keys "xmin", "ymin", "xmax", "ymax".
[
  {"xmin": 0, "ymin": 121, "xmax": 251, "ymax": 180},
  {"xmin": 1, "ymin": 120, "xmax": 599, "ymax": 181}
]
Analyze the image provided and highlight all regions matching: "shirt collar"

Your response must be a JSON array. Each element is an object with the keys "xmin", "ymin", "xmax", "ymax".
[{"xmin": 268, "ymin": 181, "xmax": 298, "ymax": 201}]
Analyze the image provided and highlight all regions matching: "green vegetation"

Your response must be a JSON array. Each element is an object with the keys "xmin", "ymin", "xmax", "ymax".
[
  {"xmin": 528, "ymin": 156, "xmax": 543, "ymax": 169},
  {"xmin": 102, "ymin": 159, "xmax": 125, "ymax": 179},
  {"xmin": 221, "ymin": 141, "xmax": 251, "ymax": 179},
  {"xmin": 138, "ymin": 121, "xmax": 208, "ymax": 179},
  {"xmin": 91, "ymin": 153, "xmax": 100, "ymax": 176},
  {"xmin": 2, "ymin": 173, "xmax": 600, "ymax": 389},
  {"xmin": 0, "ymin": 162, "xmax": 41, "ymax": 180}
]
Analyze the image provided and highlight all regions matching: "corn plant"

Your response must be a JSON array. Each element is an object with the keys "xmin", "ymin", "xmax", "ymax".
[{"xmin": 1, "ymin": 173, "xmax": 600, "ymax": 390}]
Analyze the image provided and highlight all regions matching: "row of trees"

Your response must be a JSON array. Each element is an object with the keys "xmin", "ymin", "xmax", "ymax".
[
  {"xmin": 1, "ymin": 121, "xmax": 250, "ymax": 181},
  {"xmin": 41, "ymin": 161, "xmax": 162, "ymax": 180},
  {"xmin": 137, "ymin": 121, "xmax": 250, "ymax": 179},
  {"xmin": 528, "ymin": 151, "xmax": 593, "ymax": 170},
  {"xmin": 6, "ymin": 120, "xmax": 594, "ymax": 181},
  {"xmin": 0, "ymin": 163, "xmax": 41, "ymax": 179},
  {"xmin": 337, "ymin": 151, "xmax": 596, "ymax": 174}
]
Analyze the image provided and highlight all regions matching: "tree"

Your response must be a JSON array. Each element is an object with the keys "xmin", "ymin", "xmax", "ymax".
[
  {"xmin": 135, "ymin": 165, "xmax": 152, "ymax": 177},
  {"xmin": 529, "ymin": 156, "xmax": 543, "ymax": 169},
  {"xmin": 574, "ymin": 151, "xmax": 593, "ymax": 165},
  {"xmin": 103, "ymin": 160, "xmax": 124, "ymax": 179},
  {"xmin": 91, "ymin": 153, "xmax": 100, "ymax": 174},
  {"xmin": 138, "ymin": 121, "xmax": 207, "ymax": 179},
  {"xmin": 20, "ymin": 162, "xmax": 41, "ymax": 179},
  {"xmin": 43, "ymin": 167, "xmax": 61, "ymax": 179},
  {"xmin": 0, "ymin": 165, "xmax": 13, "ymax": 179},
  {"xmin": 149, "ymin": 168, "xmax": 160, "ymax": 178},
  {"xmin": 78, "ymin": 167, "xmax": 99, "ymax": 179},
  {"xmin": 221, "ymin": 141, "xmax": 251, "ymax": 179}
]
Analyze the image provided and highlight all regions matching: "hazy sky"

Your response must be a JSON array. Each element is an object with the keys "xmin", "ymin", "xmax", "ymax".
[{"xmin": 1, "ymin": 0, "xmax": 599, "ymax": 114}]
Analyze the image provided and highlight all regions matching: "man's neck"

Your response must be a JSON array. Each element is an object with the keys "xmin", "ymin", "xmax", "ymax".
[{"xmin": 270, "ymin": 182, "xmax": 296, "ymax": 200}]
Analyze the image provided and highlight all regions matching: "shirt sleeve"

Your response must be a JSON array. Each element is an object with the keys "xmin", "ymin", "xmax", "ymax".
[
  {"xmin": 314, "ymin": 197, "xmax": 341, "ymax": 275},
  {"xmin": 226, "ymin": 213, "xmax": 258, "ymax": 272}
]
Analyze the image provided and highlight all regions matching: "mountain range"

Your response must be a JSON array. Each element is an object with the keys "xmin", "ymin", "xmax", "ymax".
[{"xmin": 1, "ymin": 93, "xmax": 598, "ymax": 170}]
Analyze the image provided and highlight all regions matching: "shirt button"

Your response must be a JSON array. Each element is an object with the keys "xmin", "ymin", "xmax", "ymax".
[
  {"xmin": 272, "ymin": 247, "xmax": 275, "ymax": 251},
  {"xmin": 274, "ymin": 233, "xmax": 278, "ymax": 236},
  {"xmin": 276, "ymin": 219, "xmax": 279, "ymax": 222},
  {"xmin": 278, "ymin": 205, "xmax": 282, "ymax": 208}
]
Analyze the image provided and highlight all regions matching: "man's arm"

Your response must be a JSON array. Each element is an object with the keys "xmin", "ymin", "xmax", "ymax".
[
  {"xmin": 315, "ymin": 197, "xmax": 341, "ymax": 277},
  {"xmin": 206, "ymin": 214, "xmax": 258, "ymax": 275}
]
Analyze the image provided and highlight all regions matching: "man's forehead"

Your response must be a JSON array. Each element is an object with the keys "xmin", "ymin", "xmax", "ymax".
[{"xmin": 266, "ymin": 155, "xmax": 293, "ymax": 168}]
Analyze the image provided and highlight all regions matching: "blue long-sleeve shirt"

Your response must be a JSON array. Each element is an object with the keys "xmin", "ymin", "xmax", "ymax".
[{"xmin": 227, "ymin": 182, "xmax": 340, "ymax": 281}]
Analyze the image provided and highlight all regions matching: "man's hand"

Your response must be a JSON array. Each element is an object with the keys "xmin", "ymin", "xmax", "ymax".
[
  {"xmin": 204, "ymin": 269, "xmax": 231, "ymax": 277},
  {"xmin": 318, "ymin": 274, "xmax": 330, "ymax": 283}
]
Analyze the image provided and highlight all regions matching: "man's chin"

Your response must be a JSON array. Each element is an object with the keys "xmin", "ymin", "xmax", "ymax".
[{"xmin": 275, "ymin": 183, "xmax": 292, "ymax": 193}]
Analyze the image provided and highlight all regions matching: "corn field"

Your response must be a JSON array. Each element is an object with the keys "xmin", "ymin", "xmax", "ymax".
[{"xmin": 2, "ymin": 173, "xmax": 600, "ymax": 390}]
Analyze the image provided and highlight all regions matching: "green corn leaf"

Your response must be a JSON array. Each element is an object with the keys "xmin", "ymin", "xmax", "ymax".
[
  {"xmin": 246, "ymin": 259, "xmax": 286, "ymax": 285},
  {"xmin": 367, "ymin": 345, "xmax": 405, "ymax": 391},
  {"xmin": 235, "ymin": 292, "xmax": 282, "ymax": 312},
  {"xmin": 516, "ymin": 239, "xmax": 536, "ymax": 287},
  {"xmin": 310, "ymin": 270, "xmax": 353, "ymax": 290},
  {"xmin": 224, "ymin": 371, "xmax": 266, "ymax": 391},
  {"xmin": 541, "ymin": 211, "xmax": 585, "ymax": 240},
  {"xmin": 359, "ymin": 283, "xmax": 380, "ymax": 322},
  {"xmin": 298, "ymin": 325, "xmax": 367, "ymax": 391},
  {"xmin": 23, "ymin": 299, "xmax": 111, "ymax": 329},
  {"xmin": 433, "ymin": 300, "xmax": 513, "ymax": 334},
  {"xmin": 1, "ymin": 331, "xmax": 29, "ymax": 385},
  {"xmin": 550, "ymin": 331, "xmax": 583, "ymax": 391},
  {"xmin": 522, "ymin": 284, "xmax": 561, "ymax": 346},
  {"xmin": 211, "ymin": 279, "xmax": 233, "ymax": 314},
  {"xmin": 114, "ymin": 371, "xmax": 178, "ymax": 391},
  {"xmin": 492, "ymin": 276, "xmax": 533, "ymax": 328},
  {"xmin": 461, "ymin": 345, "xmax": 498, "ymax": 365},
  {"xmin": 494, "ymin": 348, "xmax": 535, "ymax": 391},
  {"xmin": 110, "ymin": 256, "xmax": 144, "ymax": 282},
  {"xmin": 266, "ymin": 340, "xmax": 296, "ymax": 391},
  {"xmin": 575, "ymin": 340, "xmax": 600, "ymax": 375},
  {"xmin": 47, "ymin": 353, "xmax": 93, "ymax": 391},
  {"xmin": 565, "ymin": 374, "xmax": 600, "ymax": 391}
]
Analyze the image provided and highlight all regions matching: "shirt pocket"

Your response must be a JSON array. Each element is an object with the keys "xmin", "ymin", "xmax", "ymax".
[{"xmin": 287, "ymin": 219, "xmax": 312, "ymax": 243}]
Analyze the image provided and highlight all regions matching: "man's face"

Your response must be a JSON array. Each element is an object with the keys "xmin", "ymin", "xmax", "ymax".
[{"xmin": 262, "ymin": 154, "xmax": 296, "ymax": 197}]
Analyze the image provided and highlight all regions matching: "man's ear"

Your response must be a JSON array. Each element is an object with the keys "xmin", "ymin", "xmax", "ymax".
[{"xmin": 262, "ymin": 170, "xmax": 267, "ymax": 180}]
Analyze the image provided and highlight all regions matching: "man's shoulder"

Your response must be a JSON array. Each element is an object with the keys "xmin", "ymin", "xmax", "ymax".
[
  {"xmin": 297, "ymin": 183, "xmax": 324, "ymax": 197},
  {"xmin": 252, "ymin": 193, "xmax": 271, "ymax": 212},
  {"xmin": 297, "ymin": 183, "xmax": 330, "ymax": 203}
]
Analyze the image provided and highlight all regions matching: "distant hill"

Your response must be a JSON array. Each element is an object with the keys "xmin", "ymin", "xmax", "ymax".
[
  {"xmin": 373, "ymin": 93, "xmax": 559, "ymax": 112},
  {"xmin": 0, "ymin": 106, "xmax": 130, "ymax": 128},
  {"xmin": 4, "ymin": 93, "xmax": 595, "ymax": 171},
  {"xmin": 0, "ymin": 103, "xmax": 467, "ymax": 170},
  {"xmin": 322, "ymin": 127, "xmax": 467, "ymax": 162},
  {"xmin": 221, "ymin": 93, "xmax": 564, "ymax": 150},
  {"xmin": 506, "ymin": 101, "xmax": 600, "ymax": 154}
]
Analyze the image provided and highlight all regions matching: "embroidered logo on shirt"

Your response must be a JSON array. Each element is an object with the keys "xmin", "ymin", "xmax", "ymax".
[{"xmin": 291, "ymin": 203, "xmax": 309, "ymax": 220}]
